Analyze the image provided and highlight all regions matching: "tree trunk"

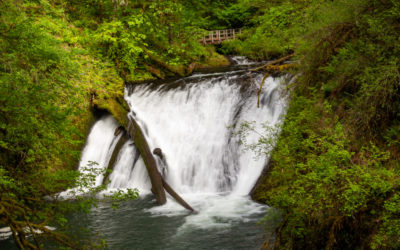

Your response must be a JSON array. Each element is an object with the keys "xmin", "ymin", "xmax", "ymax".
[{"xmin": 250, "ymin": 53, "xmax": 295, "ymax": 72}]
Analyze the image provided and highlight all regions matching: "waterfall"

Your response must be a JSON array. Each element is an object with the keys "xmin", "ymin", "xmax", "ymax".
[
  {"xmin": 122, "ymin": 73, "xmax": 285, "ymax": 195},
  {"xmin": 77, "ymin": 62, "xmax": 288, "ymax": 228},
  {"xmin": 108, "ymin": 142, "xmax": 152, "ymax": 192},
  {"xmin": 78, "ymin": 116, "xmax": 122, "ymax": 187},
  {"xmin": 59, "ymin": 116, "xmax": 122, "ymax": 197}
]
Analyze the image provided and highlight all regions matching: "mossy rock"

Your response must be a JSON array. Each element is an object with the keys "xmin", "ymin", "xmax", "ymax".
[
  {"xmin": 144, "ymin": 49, "xmax": 187, "ymax": 77},
  {"xmin": 195, "ymin": 49, "xmax": 230, "ymax": 70},
  {"xmin": 94, "ymin": 97, "xmax": 130, "ymax": 129},
  {"xmin": 125, "ymin": 69, "xmax": 156, "ymax": 82}
]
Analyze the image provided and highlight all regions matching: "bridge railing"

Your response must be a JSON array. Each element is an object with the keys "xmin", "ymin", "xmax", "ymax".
[{"xmin": 201, "ymin": 29, "xmax": 242, "ymax": 45}]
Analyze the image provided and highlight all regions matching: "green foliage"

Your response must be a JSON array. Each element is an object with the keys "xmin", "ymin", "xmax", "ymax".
[
  {"xmin": 220, "ymin": 0, "xmax": 306, "ymax": 59},
  {"xmin": 236, "ymin": 120, "xmax": 280, "ymax": 157},
  {"xmin": 249, "ymin": 91, "xmax": 399, "ymax": 249},
  {"xmin": 227, "ymin": 0, "xmax": 400, "ymax": 248},
  {"xmin": 1, "ymin": 0, "xmax": 236, "ymax": 248},
  {"xmin": 296, "ymin": 0, "xmax": 400, "ymax": 138},
  {"xmin": 6, "ymin": 0, "xmax": 400, "ymax": 248},
  {"xmin": 94, "ymin": 18, "xmax": 146, "ymax": 75},
  {"xmin": 0, "ymin": 161, "xmax": 138, "ymax": 248},
  {"xmin": 0, "ymin": 0, "xmax": 82, "ymax": 170},
  {"xmin": 65, "ymin": 0, "xmax": 220, "ymax": 80},
  {"xmin": 0, "ymin": 1, "xmax": 136, "ymax": 248},
  {"xmin": 182, "ymin": 0, "xmax": 252, "ymax": 29}
]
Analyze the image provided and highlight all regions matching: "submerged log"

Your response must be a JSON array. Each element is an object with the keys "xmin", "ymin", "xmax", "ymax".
[
  {"xmin": 153, "ymin": 148, "xmax": 167, "ymax": 177},
  {"xmin": 114, "ymin": 126, "xmax": 125, "ymax": 136},
  {"xmin": 127, "ymin": 116, "xmax": 167, "ymax": 205}
]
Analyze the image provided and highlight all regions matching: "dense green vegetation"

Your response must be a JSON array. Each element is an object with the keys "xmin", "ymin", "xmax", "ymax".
[
  {"xmin": 226, "ymin": 0, "xmax": 400, "ymax": 248},
  {"xmin": 2, "ymin": 0, "xmax": 400, "ymax": 248},
  {"xmin": 0, "ymin": 0, "xmax": 228, "ymax": 248}
]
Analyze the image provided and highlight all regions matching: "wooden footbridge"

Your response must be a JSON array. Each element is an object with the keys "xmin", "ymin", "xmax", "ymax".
[{"xmin": 201, "ymin": 29, "xmax": 242, "ymax": 45}]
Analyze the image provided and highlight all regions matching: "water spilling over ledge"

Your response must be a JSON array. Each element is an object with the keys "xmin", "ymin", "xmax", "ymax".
[{"xmin": 61, "ymin": 60, "xmax": 289, "ymax": 248}]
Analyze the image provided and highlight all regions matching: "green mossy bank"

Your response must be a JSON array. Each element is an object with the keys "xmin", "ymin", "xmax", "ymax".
[
  {"xmin": 0, "ymin": 1, "xmax": 230, "ymax": 247},
  {"xmin": 4, "ymin": 0, "xmax": 400, "ymax": 248},
  {"xmin": 221, "ymin": 0, "xmax": 400, "ymax": 249},
  {"xmin": 0, "ymin": 0, "xmax": 231, "ymax": 171}
]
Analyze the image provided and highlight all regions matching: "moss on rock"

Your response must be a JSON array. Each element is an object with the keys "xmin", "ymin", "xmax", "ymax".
[
  {"xmin": 94, "ymin": 97, "xmax": 130, "ymax": 129},
  {"xmin": 194, "ymin": 48, "xmax": 230, "ymax": 70}
]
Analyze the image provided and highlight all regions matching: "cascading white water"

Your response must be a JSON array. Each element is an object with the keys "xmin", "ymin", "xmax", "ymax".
[
  {"xmin": 123, "ymin": 74, "xmax": 285, "ymax": 196},
  {"xmin": 122, "ymin": 71, "xmax": 285, "ymax": 228},
  {"xmin": 230, "ymin": 56, "xmax": 259, "ymax": 66},
  {"xmin": 59, "ymin": 116, "xmax": 122, "ymax": 198},
  {"xmin": 60, "ymin": 115, "xmax": 150, "ymax": 199},
  {"xmin": 107, "ymin": 141, "xmax": 152, "ymax": 193},
  {"xmin": 78, "ymin": 116, "xmax": 122, "ymax": 187},
  {"xmin": 76, "ymin": 60, "xmax": 288, "ymax": 229}
]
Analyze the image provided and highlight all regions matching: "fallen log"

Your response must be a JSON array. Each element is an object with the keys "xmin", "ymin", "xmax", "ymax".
[
  {"xmin": 162, "ymin": 178, "xmax": 194, "ymax": 212},
  {"xmin": 152, "ymin": 148, "xmax": 195, "ymax": 212},
  {"xmin": 127, "ymin": 116, "xmax": 167, "ymax": 205},
  {"xmin": 252, "ymin": 53, "xmax": 297, "ymax": 108},
  {"xmin": 127, "ymin": 115, "xmax": 194, "ymax": 211},
  {"xmin": 250, "ymin": 53, "xmax": 295, "ymax": 72}
]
